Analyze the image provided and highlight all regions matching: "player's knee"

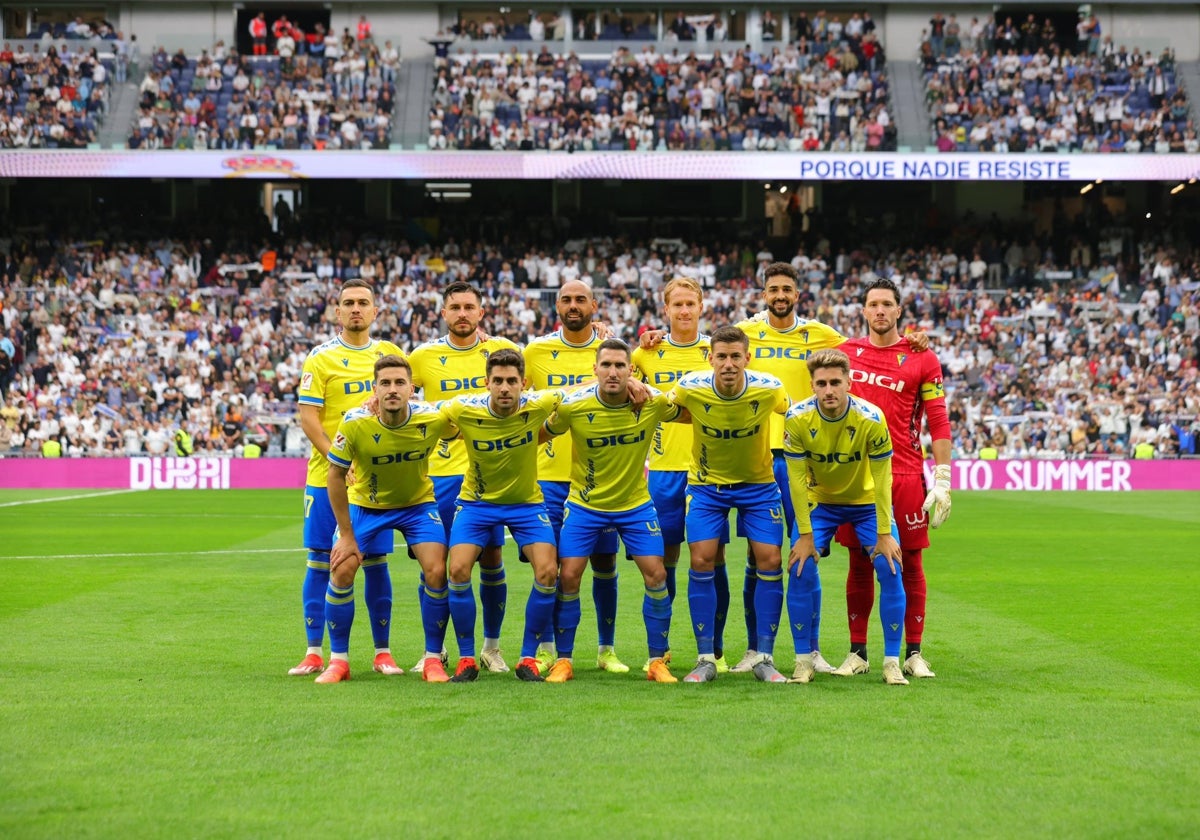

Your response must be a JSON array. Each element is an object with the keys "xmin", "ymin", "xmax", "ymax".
[
  {"xmin": 642, "ymin": 565, "xmax": 666, "ymax": 590},
  {"xmin": 330, "ymin": 563, "xmax": 357, "ymax": 588},
  {"xmin": 590, "ymin": 553, "xmax": 616, "ymax": 573},
  {"xmin": 424, "ymin": 565, "xmax": 447, "ymax": 589}
]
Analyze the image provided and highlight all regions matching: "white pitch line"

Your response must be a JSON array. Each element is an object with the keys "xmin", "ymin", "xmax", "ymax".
[{"xmin": 0, "ymin": 489, "xmax": 141, "ymax": 508}]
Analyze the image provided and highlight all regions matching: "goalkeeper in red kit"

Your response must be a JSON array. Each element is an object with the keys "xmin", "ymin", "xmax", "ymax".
[{"xmin": 832, "ymin": 278, "xmax": 952, "ymax": 680}]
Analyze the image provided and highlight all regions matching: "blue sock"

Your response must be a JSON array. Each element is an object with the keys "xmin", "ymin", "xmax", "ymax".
[
  {"xmin": 479, "ymin": 563, "xmax": 507, "ymax": 640},
  {"xmin": 810, "ymin": 576, "xmax": 823, "ymax": 653},
  {"xmin": 362, "ymin": 558, "xmax": 392, "ymax": 650},
  {"xmin": 324, "ymin": 582, "xmax": 354, "ymax": 656},
  {"xmin": 417, "ymin": 570, "xmax": 426, "ymax": 623},
  {"xmin": 713, "ymin": 562, "xmax": 730, "ymax": 655},
  {"xmin": 593, "ymin": 567, "xmax": 618, "ymax": 647},
  {"xmin": 448, "ymin": 581, "xmax": 477, "ymax": 658},
  {"xmin": 554, "ymin": 591, "xmax": 581, "ymax": 659},
  {"xmin": 874, "ymin": 556, "xmax": 907, "ymax": 658},
  {"xmin": 643, "ymin": 584, "xmax": 671, "ymax": 659},
  {"xmin": 422, "ymin": 584, "xmax": 450, "ymax": 653},
  {"xmin": 786, "ymin": 561, "xmax": 820, "ymax": 655},
  {"xmin": 754, "ymin": 568, "xmax": 784, "ymax": 659},
  {"xmin": 522, "ymin": 582, "xmax": 557, "ymax": 658},
  {"xmin": 303, "ymin": 553, "xmax": 330, "ymax": 647},
  {"xmin": 688, "ymin": 569, "xmax": 717, "ymax": 656},
  {"xmin": 664, "ymin": 561, "xmax": 678, "ymax": 603},
  {"xmin": 742, "ymin": 564, "xmax": 757, "ymax": 650}
]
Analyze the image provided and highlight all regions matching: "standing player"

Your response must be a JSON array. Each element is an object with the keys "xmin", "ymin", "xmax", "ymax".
[
  {"xmin": 669, "ymin": 326, "xmax": 792, "ymax": 684},
  {"xmin": 291, "ymin": 279, "xmax": 406, "ymax": 677},
  {"xmin": 542, "ymin": 339, "xmax": 678, "ymax": 683},
  {"xmin": 782, "ymin": 348, "xmax": 908, "ymax": 686},
  {"xmin": 524, "ymin": 280, "xmax": 627, "ymax": 674},
  {"xmin": 408, "ymin": 281, "xmax": 519, "ymax": 673},
  {"xmin": 319, "ymin": 355, "xmax": 453, "ymax": 684},
  {"xmin": 630, "ymin": 277, "xmax": 731, "ymax": 670},
  {"xmin": 439, "ymin": 349, "xmax": 562, "ymax": 683},
  {"xmin": 835, "ymin": 278, "xmax": 952, "ymax": 679}
]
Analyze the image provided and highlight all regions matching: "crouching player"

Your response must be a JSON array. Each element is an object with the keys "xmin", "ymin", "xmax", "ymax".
[
  {"xmin": 782, "ymin": 349, "xmax": 908, "ymax": 686},
  {"xmin": 321, "ymin": 355, "xmax": 454, "ymax": 683},
  {"xmin": 541, "ymin": 339, "xmax": 678, "ymax": 683}
]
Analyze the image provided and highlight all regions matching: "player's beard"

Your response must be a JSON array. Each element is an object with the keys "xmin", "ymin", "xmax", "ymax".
[
  {"xmin": 560, "ymin": 311, "xmax": 590, "ymax": 332},
  {"xmin": 448, "ymin": 320, "xmax": 478, "ymax": 339},
  {"xmin": 768, "ymin": 299, "xmax": 795, "ymax": 318}
]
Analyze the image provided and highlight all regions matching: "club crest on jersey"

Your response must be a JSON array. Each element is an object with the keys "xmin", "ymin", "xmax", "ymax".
[
  {"xmin": 372, "ymin": 433, "xmax": 381, "ymax": 443},
  {"xmin": 896, "ymin": 353, "xmax": 908, "ymax": 366},
  {"xmin": 341, "ymin": 358, "xmax": 349, "ymax": 367},
  {"xmin": 847, "ymin": 426, "xmax": 857, "ymax": 440},
  {"xmin": 480, "ymin": 349, "xmax": 491, "ymax": 360},
  {"xmin": 417, "ymin": 424, "xmax": 427, "ymax": 437},
  {"xmin": 701, "ymin": 349, "xmax": 710, "ymax": 361},
  {"xmin": 801, "ymin": 330, "xmax": 809, "ymax": 343},
  {"xmin": 520, "ymin": 412, "xmax": 529, "ymax": 423},
  {"xmin": 750, "ymin": 400, "xmax": 759, "ymax": 413}
]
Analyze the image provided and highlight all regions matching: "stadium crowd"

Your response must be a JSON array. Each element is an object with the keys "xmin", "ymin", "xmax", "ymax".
[
  {"xmin": 433, "ymin": 22, "xmax": 891, "ymax": 151},
  {"xmin": 0, "ymin": 207, "xmax": 1197, "ymax": 461},
  {"xmin": 0, "ymin": 41, "xmax": 112, "ymax": 148},
  {"xmin": 921, "ymin": 12, "xmax": 1193, "ymax": 152},
  {"xmin": 128, "ymin": 17, "xmax": 398, "ymax": 150}
]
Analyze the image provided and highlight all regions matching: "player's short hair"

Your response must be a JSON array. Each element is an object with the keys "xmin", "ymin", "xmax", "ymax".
[
  {"xmin": 339, "ymin": 278, "xmax": 375, "ymax": 301},
  {"xmin": 862, "ymin": 277, "xmax": 902, "ymax": 306},
  {"xmin": 486, "ymin": 348, "xmax": 524, "ymax": 379},
  {"xmin": 807, "ymin": 348, "xmax": 850, "ymax": 378},
  {"xmin": 443, "ymin": 280, "xmax": 482, "ymax": 304},
  {"xmin": 374, "ymin": 354, "xmax": 411, "ymax": 379},
  {"xmin": 762, "ymin": 262, "xmax": 799, "ymax": 287},
  {"xmin": 596, "ymin": 338, "xmax": 631, "ymax": 360},
  {"xmin": 662, "ymin": 276, "xmax": 703, "ymax": 306},
  {"xmin": 710, "ymin": 325, "xmax": 749, "ymax": 350}
]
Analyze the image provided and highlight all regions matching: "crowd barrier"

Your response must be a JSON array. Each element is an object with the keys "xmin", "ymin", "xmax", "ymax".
[{"xmin": 1, "ymin": 457, "xmax": 1198, "ymax": 491}]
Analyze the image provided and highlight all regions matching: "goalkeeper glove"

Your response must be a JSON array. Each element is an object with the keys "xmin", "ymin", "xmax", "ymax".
[{"xmin": 922, "ymin": 464, "xmax": 952, "ymax": 529}]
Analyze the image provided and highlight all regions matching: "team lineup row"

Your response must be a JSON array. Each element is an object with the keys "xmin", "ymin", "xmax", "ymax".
[{"xmin": 290, "ymin": 265, "xmax": 953, "ymax": 684}]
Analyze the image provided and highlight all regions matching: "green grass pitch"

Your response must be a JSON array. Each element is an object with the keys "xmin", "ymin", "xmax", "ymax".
[{"xmin": 2, "ymin": 489, "xmax": 1198, "ymax": 838}]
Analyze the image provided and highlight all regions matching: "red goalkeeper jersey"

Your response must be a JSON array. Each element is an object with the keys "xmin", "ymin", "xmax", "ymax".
[{"xmin": 843, "ymin": 336, "xmax": 951, "ymax": 475}]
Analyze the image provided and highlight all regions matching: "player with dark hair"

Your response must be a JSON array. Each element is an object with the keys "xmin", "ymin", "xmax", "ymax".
[
  {"xmin": 541, "ymin": 339, "xmax": 678, "ymax": 683},
  {"xmin": 783, "ymin": 348, "xmax": 907, "ymax": 685},
  {"xmin": 319, "ymin": 355, "xmax": 454, "ymax": 683},
  {"xmin": 439, "ymin": 349, "xmax": 562, "ymax": 682},
  {"xmin": 669, "ymin": 326, "xmax": 792, "ymax": 684},
  {"xmin": 407, "ymin": 281, "xmax": 520, "ymax": 673},
  {"xmin": 291, "ymin": 279, "xmax": 406, "ymax": 678},
  {"xmin": 834, "ymin": 277, "xmax": 952, "ymax": 679}
]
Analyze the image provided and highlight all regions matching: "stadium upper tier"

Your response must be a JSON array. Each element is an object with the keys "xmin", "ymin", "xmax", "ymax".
[
  {"xmin": 128, "ymin": 48, "xmax": 395, "ymax": 151},
  {"xmin": 0, "ymin": 43, "xmax": 113, "ymax": 149},
  {"xmin": 433, "ymin": 41, "xmax": 891, "ymax": 151}
]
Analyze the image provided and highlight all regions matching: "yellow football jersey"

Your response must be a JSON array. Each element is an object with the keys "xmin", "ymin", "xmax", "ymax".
[
  {"xmin": 783, "ymin": 395, "xmax": 894, "ymax": 508},
  {"xmin": 327, "ymin": 402, "xmax": 449, "ymax": 509},
  {"xmin": 407, "ymin": 335, "xmax": 521, "ymax": 478},
  {"xmin": 631, "ymin": 335, "xmax": 711, "ymax": 472},
  {"xmin": 298, "ymin": 336, "xmax": 405, "ymax": 487},
  {"xmin": 440, "ymin": 389, "xmax": 563, "ymax": 505},
  {"xmin": 545, "ymin": 385, "xmax": 680, "ymax": 511},
  {"xmin": 736, "ymin": 316, "xmax": 845, "ymax": 449},
  {"xmin": 668, "ymin": 370, "xmax": 789, "ymax": 486},
  {"xmin": 523, "ymin": 330, "xmax": 601, "ymax": 482}
]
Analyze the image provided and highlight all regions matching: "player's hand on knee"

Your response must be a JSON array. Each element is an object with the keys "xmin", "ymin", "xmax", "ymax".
[
  {"xmin": 787, "ymin": 535, "xmax": 819, "ymax": 576},
  {"xmin": 638, "ymin": 328, "xmax": 666, "ymax": 349},
  {"xmin": 871, "ymin": 535, "xmax": 902, "ymax": 575},
  {"xmin": 330, "ymin": 536, "xmax": 362, "ymax": 572}
]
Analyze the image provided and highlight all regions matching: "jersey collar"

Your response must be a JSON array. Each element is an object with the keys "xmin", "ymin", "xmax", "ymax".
[
  {"xmin": 337, "ymin": 336, "xmax": 372, "ymax": 351},
  {"xmin": 711, "ymin": 373, "xmax": 748, "ymax": 401},
  {"xmin": 558, "ymin": 329, "xmax": 595, "ymax": 349},
  {"xmin": 443, "ymin": 334, "xmax": 481, "ymax": 351}
]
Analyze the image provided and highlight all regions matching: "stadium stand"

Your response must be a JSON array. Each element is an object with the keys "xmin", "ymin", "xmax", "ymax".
[
  {"xmin": 920, "ymin": 14, "xmax": 1192, "ymax": 152},
  {"xmin": 127, "ymin": 30, "xmax": 396, "ymax": 150},
  {"xmin": 1, "ymin": 208, "xmax": 1196, "ymax": 459},
  {"xmin": 435, "ymin": 31, "xmax": 892, "ymax": 151},
  {"xmin": 0, "ymin": 41, "xmax": 113, "ymax": 148}
]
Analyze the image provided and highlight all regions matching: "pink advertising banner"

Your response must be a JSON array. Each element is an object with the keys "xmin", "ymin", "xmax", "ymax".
[
  {"xmin": 0, "ymin": 457, "xmax": 1198, "ymax": 492},
  {"xmin": 0, "ymin": 457, "xmax": 307, "ymax": 490}
]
